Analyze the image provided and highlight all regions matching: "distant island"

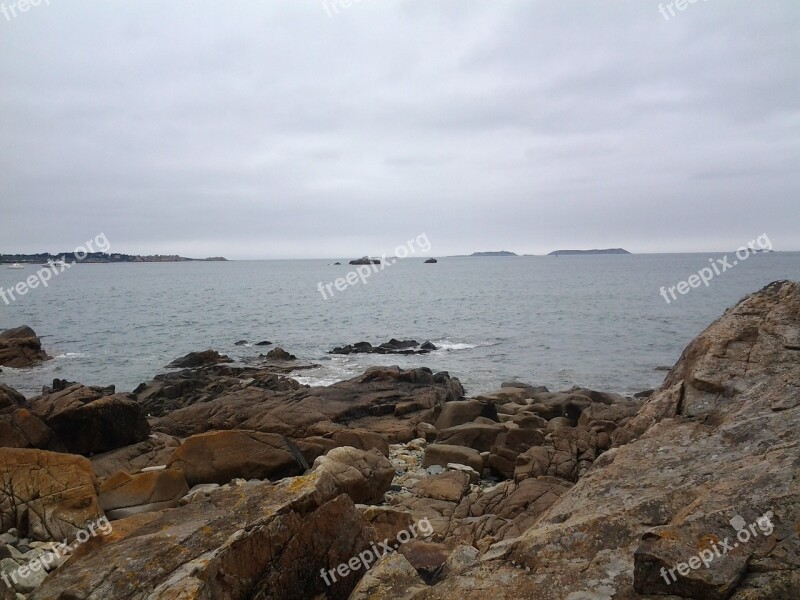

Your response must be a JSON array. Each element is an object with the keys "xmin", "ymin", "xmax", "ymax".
[
  {"xmin": 0, "ymin": 253, "xmax": 228, "ymax": 264},
  {"xmin": 548, "ymin": 248, "xmax": 631, "ymax": 256},
  {"xmin": 468, "ymin": 251, "xmax": 518, "ymax": 257}
]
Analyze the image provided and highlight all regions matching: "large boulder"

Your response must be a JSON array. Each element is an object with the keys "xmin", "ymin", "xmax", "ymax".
[
  {"xmin": 312, "ymin": 446, "xmax": 395, "ymax": 504},
  {"xmin": 422, "ymin": 444, "xmax": 483, "ymax": 473},
  {"xmin": 166, "ymin": 430, "xmax": 309, "ymax": 486},
  {"xmin": 0, "ymin": 384, "xmax": 62, "ymax": 451},
  {"xmin": 435, "ymin": 400, "xmax": 498, "ymax": 429},
  {"xmin": 90, "ymin": 432, "xmax": 181, "ymax": 479},
  {"xmin": 0, "ymin": 326, "xmax": 50, "ymax": 368},
  {"xmin": 29, "ymin": 471, "xmax": 375, "ymax": 600},
  {"xmin": 98, "ymin": 469, "xmax": 189, "ymax": 520},
  {"xmin": 409, "ymin": 281, "xmax": 800, "ymax": 599},
  {"xmin": 28, "ymin": 384, "xmax": 150, "ymax": 455},
  {"xmin": 435, "ymin": 423, "xmax": 505, "ymax": 453},
  {"xmin": 165, "ymin": 349, "xmax": 230, "ymax": 369},
  {"xmin": 0, "ymin": 449, "xmax": 102, "ymax": 541}
]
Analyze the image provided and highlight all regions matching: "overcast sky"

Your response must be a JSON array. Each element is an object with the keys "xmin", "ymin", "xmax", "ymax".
[{"xmin": 0, "ymin": 1, "xmax": 797, "ymax": 259}]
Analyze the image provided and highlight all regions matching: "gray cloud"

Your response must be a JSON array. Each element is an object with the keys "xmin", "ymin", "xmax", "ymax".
[{"xmin": 1, "ymin": 0, "xmax": 798, "ymax": 258}]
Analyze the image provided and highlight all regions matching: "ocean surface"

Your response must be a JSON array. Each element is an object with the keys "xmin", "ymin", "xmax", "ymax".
[{"xmin": 1, "ymin": 253, "xmax": 799, "ymax": 398}]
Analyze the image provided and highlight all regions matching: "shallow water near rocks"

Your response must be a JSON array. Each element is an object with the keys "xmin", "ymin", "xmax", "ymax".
[{"xmin": 1, "ymin": 253, "xmax": 799, "ymax": 397}]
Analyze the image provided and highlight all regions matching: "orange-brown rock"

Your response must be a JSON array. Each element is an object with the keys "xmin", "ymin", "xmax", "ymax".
[{"xmin": 0, "ymin": 448, "xmax": 102, "ymax": 542}]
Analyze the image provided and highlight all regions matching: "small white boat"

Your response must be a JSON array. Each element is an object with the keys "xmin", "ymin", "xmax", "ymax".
[{"xmin": 7, "ymin": 263, "xmax": 25, "ymax": 269}]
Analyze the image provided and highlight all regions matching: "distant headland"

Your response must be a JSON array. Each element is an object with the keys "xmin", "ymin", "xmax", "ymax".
[
  {"xmin": 461, "ymin": 251, "xmax": 519, "ymax": 257},
  {"xmin": 0, "ymin": 253, "xmax": 228, "ymax": 264},
  {"xmin": 548, "ymin": 248, "xmax": 631, "ymax": 256}
]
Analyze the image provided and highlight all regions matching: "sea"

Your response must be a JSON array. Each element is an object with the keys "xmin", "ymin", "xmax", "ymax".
[{"xmin": 1, "ymin": 253, "xmax": 799, "ymax": 398}]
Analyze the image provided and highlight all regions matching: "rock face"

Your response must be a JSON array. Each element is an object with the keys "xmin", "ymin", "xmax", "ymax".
[
  {"xmin": 29, "ymin": 471, "xmax": 375, "ymax": 600},
  {"xmin": 28, "ymin": 384, "xmax": 150, "ymax": 455},
  {"xmin": 0, "ymin": 383, "xmax": 63, "ymax": 451},
  {"xmin": 399, "ymin": 281, "xmax": 800, "ymax": 599},
  {"xmin": 166, "ymin": 430, "xmax": 309, "ymax": 486},
  {"xmin": 312, "ymin": 446, "xmax": 395, "ymax": 504},
  {"xmin": 150, "ymin": 366, "xmax": 463, "ymax": 443},
  {"xmin": 98, "ymin": 469, "xmax": 189, "ymax": 520},
  {"xmin": 0, "ymin": 326, "xmax": 50, "ymax": 368},
  {"xmin": 0, "ymin": 449, "xmax": 102, "ymax": 542}
]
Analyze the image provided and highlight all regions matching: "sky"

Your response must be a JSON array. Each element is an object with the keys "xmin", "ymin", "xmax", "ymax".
[{"xmin": 0, "ymin": 1, "xmax": 798, "ymax": 259}]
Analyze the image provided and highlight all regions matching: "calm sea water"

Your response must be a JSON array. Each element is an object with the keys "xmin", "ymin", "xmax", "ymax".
[{"xmin": 1, "ymin": 254, "xmax": 799, "ymax": 398}]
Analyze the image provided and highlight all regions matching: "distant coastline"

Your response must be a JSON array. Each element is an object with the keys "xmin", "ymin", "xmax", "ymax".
[
  {"xmin": 0, "ymin": 253, "xmax": 228, "ymax": 264},
  {"xmin": 548, "ymin": 248, "xmax": 631, "ymax": 256}
]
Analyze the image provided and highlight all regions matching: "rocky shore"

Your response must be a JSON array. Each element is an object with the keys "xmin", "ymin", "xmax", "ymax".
[{"xmin": 0, "ymin": 281, "xmax": 798, "ymax": 599}]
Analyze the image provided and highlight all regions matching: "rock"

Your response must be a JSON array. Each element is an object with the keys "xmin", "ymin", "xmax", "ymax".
[
  {"xmin": 416, "ymin": 422, "xmax": 437, "ymax": 442},
  {"xmin": 446, "ymin": 463, "xmax": 480, "ymax": 484},
  {"xmin": 255, "ymin": 340, "xmax": 273, "ymax": 346},
  {"xmin": 0, "ymin": 556, "xmax": 48, "ymax": 593},
  {"xmin": 424, "ymin": 258, "xmax": 438, "ymax": 264},
  {"xmin": 152, "ymin": 366, "xmax": 463, "ymax": 444},
  {"xmin": 489, "ymin": 428, "xmax": 547, "ymax": 479},
  {"xmin": 421, "ymin": 341, "xmax": 438, "ymax": 350},
  {"xmin": 165, "ymin": 349, "xmax": 230, "ymax": 369},
  {"xmin": 166, "ymin": 430, "xmax": 309, "ymax": 486},
  {"xmin": 90, "ymin": 432, "xmax": 181, "ymax": 479},
  {"xmin": 412, "ymin": 471, "xmax": 470, "ymax": 503},
  {"xmin": 358, "ymin": 506, "xmax": 415, "ymax": 546},
  {"xmin": 265, "ymin": 347, "xmax": 296, "ymax": 361},
  {"xmin": 435, "ymin": 423, "xmax": 505, "ymax": 453},
  {"xmin": 98, "ymin": 469, "xmax": 189, "ymax": 520},
  {"xmin": 330, "ymin": 340, "xmax": 433, "ymax": 356},
  {"xmin": 234, "ymin": 340, "xmax": 248, "ymax": 346},
  {"xmin": 0, "ymin": 385, "xmax": 62, "ymax": 451},
  {"xmin": 0, "ymin": 449, "xmax": 102, "ymax": 542},
  {"xmin": 350, "ymin": 257, "xmax": 381, "ymax": 265},
  {"xmin": 347, "ymin": 550, "xmax": 428, "ymax": 599},
  {"xmin": 0, "ymin": 326, "xmax": 50, "ymax": 368},
  {"xmin": 27, "ymin": 385, "xmax": 150, "ymax": 455},
  {"xmin": 29, "ymin": 471, "xmax": 374, "ymax": 600},
  {"xmin": 435, "ymin": 400, "xmax": 498, "ymax": 429},
  {"xmin": 398, "ymin": 540, "xmax": 451, "ymax": 582},
  {"xmin": 328, "ymin": 429, "xmax": 390, "ymax": 457},
  {"xmin": 417, "ymin": 281, "xmax": 800, "ymax": 599},
  {"xmin": 422, "ymin": 444, "xmax": 483, "ymax": 473},
  {"xmin": 501, "ymin": 382, "xmax": 549, "ymax": 394},
  {"xmin": 312, "ymin": 447, "xmax": 395, "ymax": 504}
]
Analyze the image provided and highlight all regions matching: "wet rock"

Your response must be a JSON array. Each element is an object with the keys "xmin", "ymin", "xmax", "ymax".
[
  {"xmin": 265, "ymin": 347, "xmax": 296, "ymax": 360},
  {"xmin": 165, "ymin": 349, "xmax": 230, "ymax": 369}
]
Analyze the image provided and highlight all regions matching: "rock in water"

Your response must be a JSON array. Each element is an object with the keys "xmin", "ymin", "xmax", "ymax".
[
  {"xmin": 165, "ymin": 349, "xmax": 230, "ymax": 369},
  {"xmin": 0, "ymin": 325, "xmax": 50, "ymax": 368}
]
